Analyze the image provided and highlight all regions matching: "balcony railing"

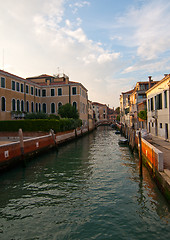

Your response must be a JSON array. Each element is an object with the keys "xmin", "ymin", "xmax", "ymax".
[{"xmin": 151, "ymin": 110, "xmax": 158, "ymax": 119}]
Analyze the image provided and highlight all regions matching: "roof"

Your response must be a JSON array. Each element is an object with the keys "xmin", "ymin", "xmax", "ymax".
[
  {"xmin": 26, "ymin": 74, "xmax": 54, "ymax": 80},
  {"xmin": 121, "ymin": 89, "xmax": 134, "ymax": 95},
  {"xmin": 0, "ymin": 69, "xmax": 25, "ymax": 81},
  {"xmin": 92, "ymin": 102, "xmax": 107, "ymax": 107},
  {"xmin": 146, "ymin": 74, "xmax": 170, "ymax": 94}
]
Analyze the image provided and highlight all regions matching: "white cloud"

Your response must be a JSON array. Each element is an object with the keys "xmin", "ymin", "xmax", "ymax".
[
  {"xmin": 97, "ymin": 52, "xmax": 120, "ymax": 64},
  {"xmin": 117, "ymin": 0, "xmax": 170, "ymax": 60},
  {"xmin": 0, "ymin": 0, "xmax": 122, "ymax": 107}
]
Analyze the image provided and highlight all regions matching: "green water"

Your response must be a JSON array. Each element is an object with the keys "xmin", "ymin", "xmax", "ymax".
[{"xmin": 0, "ymin": 126, "xmax": 169, "ymax": 240}]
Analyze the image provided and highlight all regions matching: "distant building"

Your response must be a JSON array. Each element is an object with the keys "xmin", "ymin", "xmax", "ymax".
[
  {"xmin": 108, "ymin": 107, "xmax": 119, "ymax": 122},
  {"xmin": 0, "ymin": 70, "xmax": 88, "ymax": 125},
  {"xmin": 120, "ymin": 89, "xmax": 133, "ymax": 127},
  {"xmin": 92, "ymin": 102, "xmax": 108, "ymax": 122},
  {"xmin": 88, "ymin": 100, "xmax": 95, "ymax": 130},
  {"xmin": 146, "ymin": 74, "xmax": 170, "ymax": 141},
  {"xmin": 129, "ymin": 76, "xmax": 158, "ymax": 130}
]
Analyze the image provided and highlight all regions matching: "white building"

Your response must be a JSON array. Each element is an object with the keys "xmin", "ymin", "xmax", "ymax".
[{"xmin": 146, "ymin": 74, "xmax": 170, "ymax": 141}]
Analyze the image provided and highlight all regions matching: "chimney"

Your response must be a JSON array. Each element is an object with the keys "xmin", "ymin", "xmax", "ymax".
[
  {"xmin": 148, "ymin": 76, "xmax": 152, "ymax": 88},
  {"xmin": 164, "ymin": 74, "xmax": 168, "ymax": 77}
]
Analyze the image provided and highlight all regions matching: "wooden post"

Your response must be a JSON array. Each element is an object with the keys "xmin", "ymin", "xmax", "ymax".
[
  {"xmin": 19, "ymin": 128, "xmax": 25, "ymax": 165},
  {"xmin": 75, "ymin": 128, "xmax": 77, "ymax": 137},
  {"xmin": 138, "ymin": 130, "xmax": 143, "ymax": 177},
  {"xmin": 50, "ymin": 129, "xmax": 57, "ymax": 147}
]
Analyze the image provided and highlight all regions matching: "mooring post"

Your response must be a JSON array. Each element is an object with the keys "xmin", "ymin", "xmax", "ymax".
[
  {"xmin": 19, "ymin": 128, "xmax": 25, "ymax": 165},
  {"xmin": 75, "ymin": 128, "xmax": 77, "ymax": 137},
  {"xmin": 138, "ymin": 130, "xmax": 143, "ymax": 177},
  {"xmin": 50, "ymin": 129, "xmax": 57, "ymax": 147}
]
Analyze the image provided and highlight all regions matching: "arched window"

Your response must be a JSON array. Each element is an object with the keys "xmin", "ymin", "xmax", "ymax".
[
  {"xmin": 36, "ymin": 103, "xmax": 38, "ymax": 113},
  {"xmin": 39, "ymin": 103, "xmax": 41, "ymax": 112},
  {"xmin": 51, "ymin": 103, "xmax": 55, "ymax": 114},
  {"xmin": 42, "ymin": 103, "xmax": 46, "ymax": 113},
  {"xmin": 12, "ymin": 99, "xmax": 16, "ymax": 111},
  {"xmin": 17, "ymin": 100, "xmax": 20, "ymax": 111},
  {"xmin": 26, "ymin": 101, "xmax": 29, "ymax": 112},
  {"xmin": 1, "ymin": 97, "xmax": 5, "ymax": 111},
  {"xmin": 73, "ymin": 101, "xmax": 77, "ymax": 110},
  {"xmin": 58, "ymin": 102, "xmax": 62, "ymax": 109},
  {"xmin": 21, "ymin": 100, "xmax": 24, "ymax": 112},
  {"xmin": 31, "ymin": 102, "xmax": 34, "ymax": 113}
]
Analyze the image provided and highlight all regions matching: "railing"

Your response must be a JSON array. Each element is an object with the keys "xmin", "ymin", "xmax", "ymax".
[{"xmin": 151, "ymin": 110, "xmax": 158, "ymax": 119}]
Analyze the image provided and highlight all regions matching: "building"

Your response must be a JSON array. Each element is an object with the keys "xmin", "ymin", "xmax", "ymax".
[
  {"xmin": 92, "ymin": 102, "xmax": 108, "ymax": 122},
  {"xmin": 146, "ymin": 74, "xmax": 170, "ymax": 141},
  {"xmin": 88, "ymin": 100, "xmax": 95, "ymax": 130},
  {"xmin": 0, "ymin": 69, "xmax": 88, "ymax": 125},
  {"xmin": 107, "ymin": 107, "xmax": 119, "ymax": 122},
  {"xmin": 120, "ymin": 89, "xmax": 133, "ymax": 127},
  {"xmin": 129, "ymin": 76, "xmax": 158, "ymax": 130}
]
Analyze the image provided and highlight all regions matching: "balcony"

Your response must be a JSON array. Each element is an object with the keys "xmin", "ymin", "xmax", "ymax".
[{"xmin": 151, "ymin": 110, "xmax": 158, "ymax": 119}]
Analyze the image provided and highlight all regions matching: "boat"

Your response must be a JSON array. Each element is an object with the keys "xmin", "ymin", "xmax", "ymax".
[
  {"xmin": 118, "ymin": 138, "xmax": 128, "ymax": 145},
  {"xmin": 115, "ymin": 130, "xmax": 121, "ymax": 134}
]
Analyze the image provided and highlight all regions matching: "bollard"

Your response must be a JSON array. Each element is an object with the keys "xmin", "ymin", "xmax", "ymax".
[
  {"xmin": 138, "ymin": 131, "xmax": 143, "ymax": 177},
  {"xmin": 19, "ymin": 128, "xmax": 25, "ymax": 166},
  {"xmin": 50, "ymin": 129, "xmax": 57, "ymax": 147}
]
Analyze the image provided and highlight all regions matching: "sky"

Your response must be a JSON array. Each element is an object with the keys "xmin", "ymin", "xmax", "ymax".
[{"xmin": 1, "ymin": 0, "xmax": 170, "ymax": 108}]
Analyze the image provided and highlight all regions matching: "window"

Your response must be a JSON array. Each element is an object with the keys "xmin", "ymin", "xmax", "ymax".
[
  {"xmin": 1, "ymin": 97, "xmax": 5, "ymax": 111},
  {"xmin": 12, "ymin": 81, "xmax": 15, "ymax": 91},
  {"xmin": 164, "ymin": 90, "xmax": 167, "ymax": 108},
  {"xmin": 58, "ymin": 88, "xmax": 62, "ymax": 96},
  {"xmin": 72, "ymin": 87, "xmax": 76, "ymax": 95},
  {"xmin": 51, "ymin": 89, "xmax": 55, "ymax": 96},
  {"xmin": 21, "ymin": 100, "xmax": 24, "ymax": 112},
  {"xmin": 38, "ymin": 89, "xmax": 41, "ymax": 97},
  {"xmin": 39, "ymin": 103, "xmax": 41, "ymax": 112},
  {"xmin": 31, "ymin": 87, "xmax": 34, "ymax": 95},
  {"xmin": 154, "ymin": 96, "xmax": 157, "ymax": 110},
  {"xmin": 21, "ymin": 83, "xmax": 24, "ymax": 93},
  {"xmin": 58, "ymin": 102, "xmax": 62, "ymax": 111},
  {"xmin": 36, "ymin": 103, "xmax": 38, "ymax": 112},
  {"xmin": 26, "ymin": 85, "xmax": 29, "ymax": 94},
  {"xmin": 42, "ymin": 103, "xmax": 46, "ymax": 113},
  {"xmin": 16, "ymin": 82, "xmax": 20, "ymax": 92},
  {"xmin": 151, "ymin": 98, "xmax": 154, "ymax": 111},
  {"xmin": 17, "ymin": 100, "xmax": 20, "ymax": 111},
  {"xmin": 156, "ymin": 93, "xmax": 162, "ymax": 110},
  {"xmin": 26, "ymin": 101, "xmax": 29, "ymax": 112},
  {"xmin": 42, "ymin": 89, "xmax": 46, "ymax": 97},
  {"xmin": 160, "ymin": 123, "xmax": 162, "ymax": 128},
  {"xmin": 12, "ymin": 99, "xmax": 16, "ymax": 111},
  {"xmin": 31, "ymin": 102, "xmax": 34, "ymax": 112},
  {"xmin": 73, "ymin": 102, "xmax": 77, "ymax": 110},
  {"xmin": 51, "ymin": 103, "xmax": 55, "ymax": 113},
  {"xmin": 1, "ymin": 77, "xmax": 5, "ymax": 88},
  {"xmin": 35, "ymin": 88, "xmax": 38, "ymax": 96}
]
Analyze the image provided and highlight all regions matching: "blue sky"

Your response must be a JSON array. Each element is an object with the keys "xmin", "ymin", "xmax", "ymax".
[{"xmin": 1, "ymin": 0, "xmax": 170, "ymax": 107}]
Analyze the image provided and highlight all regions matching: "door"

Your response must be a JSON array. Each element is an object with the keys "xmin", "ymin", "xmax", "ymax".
[{"xmin": 165, "ymin": 123, "xmax": 168, "ymax": 140}]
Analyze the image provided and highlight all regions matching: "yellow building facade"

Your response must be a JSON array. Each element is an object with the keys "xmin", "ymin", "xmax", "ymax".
[{"xmin": 0, "ymin": 70, "xmax": 88, "ymax": 125}]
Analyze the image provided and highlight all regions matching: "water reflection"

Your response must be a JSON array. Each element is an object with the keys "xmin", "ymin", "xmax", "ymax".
[{"xmin": 0, "ymin": 126, "xmax": 170, "ymax": 240}]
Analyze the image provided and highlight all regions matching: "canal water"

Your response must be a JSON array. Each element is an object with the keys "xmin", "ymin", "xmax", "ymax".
[{"xmin": 0, "ymin": 126, "xmax": 170, "ymax": 240}]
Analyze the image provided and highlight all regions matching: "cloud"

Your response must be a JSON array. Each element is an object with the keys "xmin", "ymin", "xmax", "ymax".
[
  {"xmin": 117, "ymin": 0, "xmax": 170, "ymax": 60},
  {"xmin": 69, "ymin": 1, "xmax": 90, "ymax": 14},
  {"xmin": 123, "ymin": 58, "xmax": 170, "ymax": 74},
  {"xmin": 0, "ymin": 0, "xmax": 122, "ymax": 107}
]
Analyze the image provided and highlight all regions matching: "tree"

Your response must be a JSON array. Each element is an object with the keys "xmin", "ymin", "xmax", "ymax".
[
  {"xmin": 115, "ymin": 107, "xmax": 120, "ymax": 114},
  {"xmin": 58, "ymin": 103, "xmax": 79, "ymax": 119},
  {"xmin": 138, "ymin": 110, "xmax": 147, "ymax": 120}
]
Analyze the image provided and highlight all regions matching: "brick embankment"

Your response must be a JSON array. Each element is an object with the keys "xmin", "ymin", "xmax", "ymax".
[
  {"xmin": 150, "ymin": 136, "xmax": 170, "ymax": 170},
  {"xmin": 0, "ymin": 127, "xmax": 91, "ymax": 172}
]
